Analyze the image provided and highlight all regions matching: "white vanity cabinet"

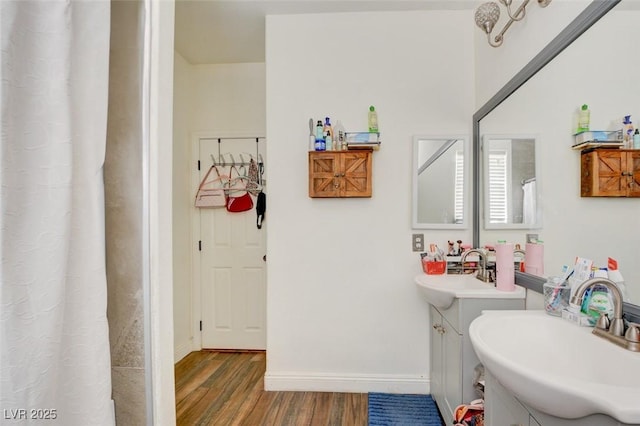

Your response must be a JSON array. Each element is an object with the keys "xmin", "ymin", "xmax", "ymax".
[{"xmin": 429, "ymin": 297, "xmax": 525, "ymax": 425}]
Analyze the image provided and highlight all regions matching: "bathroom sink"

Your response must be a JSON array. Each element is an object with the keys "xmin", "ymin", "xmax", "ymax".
[
  {"xmin": 414, "ymin": 274, "xmax": 525, "ymax": 309},
  {"xmin": 469, "ymin": 310, "xmax": 640, "ymax": 423}
]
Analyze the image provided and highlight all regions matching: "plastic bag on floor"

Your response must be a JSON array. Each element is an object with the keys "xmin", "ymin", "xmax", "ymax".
[{"xmin": 453, "ymin": 399, "xmax": 484, "ymax": 426}]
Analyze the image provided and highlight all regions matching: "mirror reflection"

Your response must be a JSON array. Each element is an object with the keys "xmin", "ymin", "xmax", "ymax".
[
  {"xmin": 412, "ymin": 136, "xmax": 467, "ymax": 229},
  {"xmin": 482, "ymin": 135, "xmax": 539, "ymax": 229},
  {"xmin": 476, "ymin": 1, "xmax": 639, "ymax": 303}
]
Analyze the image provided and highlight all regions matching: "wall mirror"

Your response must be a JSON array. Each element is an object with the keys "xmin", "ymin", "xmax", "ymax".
[
  {"xmin": 412, "ymin": 135, "xmax": 468, "ymax": 229},
  {"xmin": 482, "ymin": 135, "xmax": 540, "ymax": 229},
  {"xmin": 473, "ymin": 0, "xmax": 640, "ymax": 309}
]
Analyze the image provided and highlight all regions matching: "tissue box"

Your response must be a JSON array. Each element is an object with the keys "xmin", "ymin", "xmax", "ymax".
[{"xmin": 422, "ymin": 260, "xmax": 446, "ymax": 275}]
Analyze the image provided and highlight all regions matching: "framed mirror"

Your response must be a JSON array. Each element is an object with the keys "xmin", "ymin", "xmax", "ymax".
[
  {"xmin": 482, "ymin": 135, "xmax": 540, "ymax": 229},
  {"xmin": 473, "ymin": 1, "xmax": 640, "ymax": 314},
  {"xmin": 412, "ymin": 135, "xmax": 468, "ymax": 229}
]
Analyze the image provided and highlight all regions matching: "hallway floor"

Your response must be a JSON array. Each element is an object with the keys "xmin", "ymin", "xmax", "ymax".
[{"xmin": 175, "ymin": 351, "xmax": 368, "ymax": 425}]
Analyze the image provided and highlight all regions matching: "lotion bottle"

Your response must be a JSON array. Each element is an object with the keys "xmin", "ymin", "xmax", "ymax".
[{"xmin": 634, "ymin": 129, "xmax": 640, "ymax": 149}]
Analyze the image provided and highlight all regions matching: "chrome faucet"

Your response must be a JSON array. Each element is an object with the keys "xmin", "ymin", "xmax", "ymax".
[
  {"xmin": 460, "ymin": 248, "xmax": 492, "ymax": 283},
  {"xmin": 570, "ymin": 277, "xmax": 639, "ymax": 352}
]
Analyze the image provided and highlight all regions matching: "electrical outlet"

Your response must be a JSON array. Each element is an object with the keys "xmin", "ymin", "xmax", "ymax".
[
  {"xmin": 412, "ymin": 234, "xmax": 424, "ymax": 252},
  {"xmin": 526, "ymin": 233, "xmax": 539, "ymax": 243}
]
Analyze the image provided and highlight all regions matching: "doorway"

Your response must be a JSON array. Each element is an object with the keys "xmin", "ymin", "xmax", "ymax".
[{"xmin": 195, "ymin": 137, "xmax": 267, "ymax": 350}]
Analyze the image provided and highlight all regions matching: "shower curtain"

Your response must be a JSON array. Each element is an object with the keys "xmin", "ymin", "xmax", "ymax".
[{"xmin": 1, "ymin": 1, "xmax": 114, "ymax": 425}]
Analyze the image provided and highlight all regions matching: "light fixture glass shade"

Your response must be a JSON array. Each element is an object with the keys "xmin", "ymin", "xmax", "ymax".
[{"xmin": 475, "ymin": 2, "xmax": 501, "ymax": 34}]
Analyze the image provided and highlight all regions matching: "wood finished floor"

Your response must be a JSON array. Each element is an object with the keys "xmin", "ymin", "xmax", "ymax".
[{"xmin": 175, "ymin": 351, "xmax": 368, "ymax": 426}]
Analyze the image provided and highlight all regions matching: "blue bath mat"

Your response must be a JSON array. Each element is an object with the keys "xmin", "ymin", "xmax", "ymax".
[{"xmin": 368, "ymin": 393, "xmax": 443, "ymax": 426}]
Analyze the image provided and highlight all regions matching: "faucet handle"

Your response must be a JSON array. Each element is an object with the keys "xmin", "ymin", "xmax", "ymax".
[
  {"xmin": 595, "ymin": 313, "xmax": 610, "ymax": 330},
  {"xmin": 625, "ymin": 323, "xmax": 640, "ymax": 343}
]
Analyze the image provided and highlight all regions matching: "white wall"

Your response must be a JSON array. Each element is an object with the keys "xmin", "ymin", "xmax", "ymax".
[
  {"xmin": 173, "ymin": 51, "xmax": 193, "ymax": 361},
  {"xmin": 474, "ymin": 0, "xmax": 590, "ymax": 108},
  {"xmin": 191, "ymin": 63, "xmax": 266, "ymax": 135},
  {"xmin": 479, "ymin": 8, "xmax": 640, "ymax": 302},
  {"xmin": 265, "ymin": 10, "xmax": 474, "ymax": 393}
]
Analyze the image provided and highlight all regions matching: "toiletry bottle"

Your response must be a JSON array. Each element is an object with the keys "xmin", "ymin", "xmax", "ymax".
[
  {"xmin": 315, "ymin": 120, "xmax": 325, "ymax": 151},
  {"xmin": 323, "ymin": 117, "xmax": 333, "ymax": 137},
  {"xmin": 323, "ymin": 117, "xmax": 333, "ymax": 151},
  {"xmin": 333, "ymin": 120, "xmax": 345, "ymax": 151},
  {"xmin": 607, "ymin": 257, "xmax": 629, "ymax": 302},
  {"xmin": 495, "ymin": 240, "xmax": 515, "ymax": 292},
  {"xmin": 315, "ymin": 120, "xmax": 324, "ymax": 140},
  {"xmin": 634, "ymin": 129, "xmax": 640, "ymax": 149},
  {"xmin": 623, "ymin": 115, "xmax": 633, "ymax": 148},
  {"xmin": 577, "ymin": 104, "xmax": 590, "ymax": 133},
  {"xmin": 368, "ymin": 106, "xmax": 378, "ymax": 133}
]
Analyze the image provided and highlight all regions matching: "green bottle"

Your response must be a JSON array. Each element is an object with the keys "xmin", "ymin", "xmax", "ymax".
[
  {"xmin": 577, "ymin": 104, "xmax": 590, "ymax": 133},
  {"xmin": 368, "ymin": 106, "xmax": 378, "ymax": 133}
]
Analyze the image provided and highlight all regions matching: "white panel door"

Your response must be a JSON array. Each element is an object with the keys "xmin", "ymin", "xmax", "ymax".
[{"xmin": 199, "ymin": 137, "xmax": 266, "ymax": 350}]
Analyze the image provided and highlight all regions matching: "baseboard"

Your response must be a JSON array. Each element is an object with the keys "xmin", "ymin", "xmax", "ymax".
[
  {"xmin": 110, "ymin": 399, "xmax": 116, "ymax": 424},
  {"xmin": 264, "ymin": 371, "xmax": 430, "ymax": 394},
  {"xmin": 174, "ymin": 339, "xmax": 194, "ymax": 363}
]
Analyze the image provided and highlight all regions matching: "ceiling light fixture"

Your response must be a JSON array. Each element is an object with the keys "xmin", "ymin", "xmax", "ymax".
[{"xmin": 475, "ymin": 0, "xmax": 551, "ymax": 47}]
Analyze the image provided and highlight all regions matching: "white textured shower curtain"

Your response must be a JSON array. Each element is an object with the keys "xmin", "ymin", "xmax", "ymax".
[{"xmin": 1, "ymin": 1, "xmax": 114, "ymax": 425}]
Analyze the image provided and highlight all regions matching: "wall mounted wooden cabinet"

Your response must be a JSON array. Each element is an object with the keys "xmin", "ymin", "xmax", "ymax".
[
  {"xmin": 581, "ymin": 148, "xmax": 640, "ymax": 197},
  {"xmin": 308, "ymin": 149, "xmax": 372, "ymax": 198}
]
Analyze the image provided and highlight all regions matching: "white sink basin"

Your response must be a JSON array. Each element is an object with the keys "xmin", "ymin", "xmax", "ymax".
[
  {"xmin": 469, "ymin": 310, "xmax": 640, "ymax": 423},
  {"xmin": 414, "ymin": 273, "xmax": 525, "ymax": 309}
]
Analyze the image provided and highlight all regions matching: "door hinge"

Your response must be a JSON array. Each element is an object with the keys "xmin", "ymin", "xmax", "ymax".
[
  {"xmin": 199, "ymin": 240, "xmax": 202, "ymax": 251},
  {"xmin": 199, "ymin": 320, "xmax": 202, "ymax": 331},
  {"xmin": 197, "ymin": 160, "xmax": 201, "ymax": 171}
]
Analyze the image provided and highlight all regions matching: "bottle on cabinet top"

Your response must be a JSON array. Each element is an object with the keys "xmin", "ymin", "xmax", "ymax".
[
  {"xmin": 315, "ymin": 120, "xmax": 324, "ymax": 140},
  {"xmin": 623, "ymin": 115, "xmax": 634, "ymax": 148},
  {"xmin": 323, "ymin": 117, "xmax": 334, "ymax": 151},
  {"xmin": 368, "ymin": 106, "xmax": 378, "ymax": 133},
  {"xmin": 577, "ymin": 104, "xmax": 590, "ymax": 133}
]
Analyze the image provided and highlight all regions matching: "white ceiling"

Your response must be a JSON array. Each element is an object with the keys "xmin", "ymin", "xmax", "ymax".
[{"xmin": 174, "ymin": 0, "xmax": 476, "ymax": 64}]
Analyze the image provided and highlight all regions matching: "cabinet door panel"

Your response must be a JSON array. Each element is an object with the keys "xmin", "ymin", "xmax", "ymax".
[
  {"xmin": 443, "ymin": 319, "xmax": 462, "ymax": 418},
  {"xmin": 342, "ymin": 151, "xmax": 372, "ymax": 197},
  {"xmin": 595, "ymin": 151, "xmax": 625, "ymax": 195},
  {"xmin": 309, "ymin": 153, "xmax": 339, "ymax": 197}
]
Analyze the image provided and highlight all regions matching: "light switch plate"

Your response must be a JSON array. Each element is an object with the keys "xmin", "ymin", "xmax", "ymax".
[
  {"xmin": 412, "ymin": 234, "xmax": 424, "ymax": 252},
  {"xmin": 526, "ymin": 233, "xmax": 539, "ymax": 243}
]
